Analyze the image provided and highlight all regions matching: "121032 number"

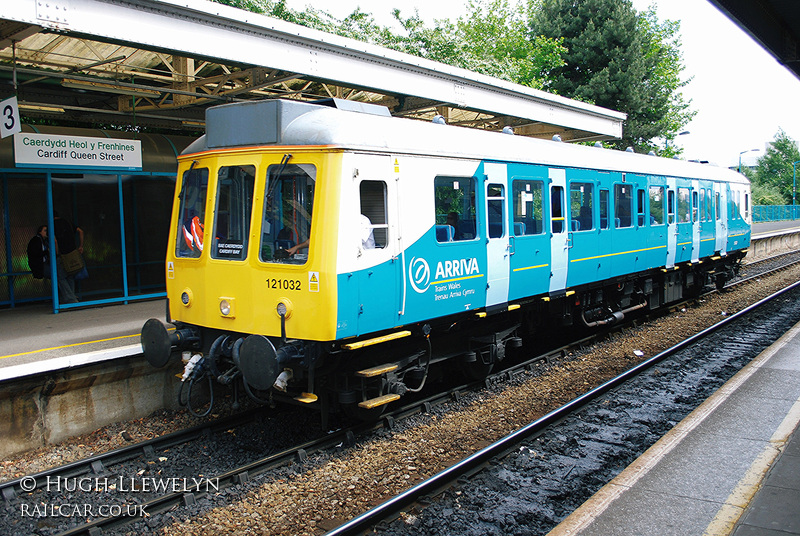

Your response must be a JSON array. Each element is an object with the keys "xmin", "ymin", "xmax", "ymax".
[{"xmin": 267, "ymin": 278, "xmax": 301, "ymax": 291}]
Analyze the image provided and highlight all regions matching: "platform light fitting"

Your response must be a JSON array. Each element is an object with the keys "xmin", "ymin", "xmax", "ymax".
[{"xmin": 18, "ymin": 103, "xmax": 65, "ymax": 114}]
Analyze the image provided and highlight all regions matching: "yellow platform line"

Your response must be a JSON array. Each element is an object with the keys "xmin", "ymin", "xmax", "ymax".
[{"xmin": 1, "ymin": 333, "xmax": 142, "ymax": 360}]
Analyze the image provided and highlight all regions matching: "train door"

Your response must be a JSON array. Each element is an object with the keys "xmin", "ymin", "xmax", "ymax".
[
  {"xmin": 698, "ymin": 182, "xmax": 716, "ymax": 258},
  {"xmin": 666, "ymin": 177, "xmax": 677, "ymax": 268},
  {"xmin": 675, "ymin": 181, "xmax": 694, "ymax": 264},
  {"xmin": 715, "ymin": 182, "xmax": 728, "ymax": 255},
  {"xmin": 609, "ymin": 179, "xmax": 637, "ymax": 276},
  {"xmin": 507, "ymin": 169, "xmax": 550, "ymax": 301},
  {"xmin": 647, "ymin": 181, "xmax": 668, "ymax": 268},
  {"xmin": 566, "ymin": 171, "xmax": 599, "ymax": 288},
  {"xmin": 351, "ymin": 155, "xmax": 401, "ymax": 334},
  {"xmin": 549, "ymin": 168, "xmax": 568, "ymax": 293},
  {"xmin": 484, "ymin": 163, "xmax": 510, "ymax": 307},
  {"xmin": 691, "ymin": 181, "xmax": 701, "ymax": 263}
]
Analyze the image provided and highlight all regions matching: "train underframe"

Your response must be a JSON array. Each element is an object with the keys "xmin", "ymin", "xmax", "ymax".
[{"xmin": 142, "ymin": 252, "xmax": 745, "ymax": 425}]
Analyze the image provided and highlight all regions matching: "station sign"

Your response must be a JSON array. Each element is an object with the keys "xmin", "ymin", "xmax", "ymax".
[{"xmin": 13, "ymin": 132, "xmax": 143, "ymax": 171}]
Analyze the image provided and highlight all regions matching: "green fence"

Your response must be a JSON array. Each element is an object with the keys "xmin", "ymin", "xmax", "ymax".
[{"xmin": 753, "ymin": 205, "xmax": 800, "ymax": 222}]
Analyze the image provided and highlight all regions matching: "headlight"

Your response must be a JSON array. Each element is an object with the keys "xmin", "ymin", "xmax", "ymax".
[
  {"xmin": 180, "ymin": 288, "xmax": 193, "ymax": 307},
  {"xmin": 275, "ymin": 298, "xmax": 293, "ymax": 318},
  {"xmin": 218, "ymin": 297, "xmax": 235, "ymax": 318}
]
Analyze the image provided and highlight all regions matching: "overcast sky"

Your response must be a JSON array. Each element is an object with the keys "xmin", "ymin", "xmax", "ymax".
[{"xmin": 284, "ymin": 0, "xmax": 800, "ymax": 168}]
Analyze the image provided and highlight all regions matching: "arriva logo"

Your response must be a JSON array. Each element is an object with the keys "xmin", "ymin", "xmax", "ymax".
[
  {"xmin": 435, "ymin": 257, "xmax": 480, "ymax": 279},
  {"xmin": 409, "ymin": 257, "xmax": 431, "ymax": 293},
  {"xmin": 409, "ymin": 256, "xmax": 481, "ymax": 294}
]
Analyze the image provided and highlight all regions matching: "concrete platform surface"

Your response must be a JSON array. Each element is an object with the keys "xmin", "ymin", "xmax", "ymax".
[
  {"xmin": 548, "ymin": 320, "xmax": 800, "ymax": 536},
  {"xmin": 0, "ymin": 299, "xmax": 165, "ymax": 379}
]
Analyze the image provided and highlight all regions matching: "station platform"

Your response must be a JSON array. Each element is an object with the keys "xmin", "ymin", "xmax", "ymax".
[
  {"xmin": 548, "ymin": 318, "xmax": 800, "ymax": 536},
  {"xmin": 0, "ymin": 299, "xmax": 164, "ymax": 382}
]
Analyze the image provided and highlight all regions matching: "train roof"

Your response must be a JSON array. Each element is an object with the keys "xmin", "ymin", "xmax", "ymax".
[{"xmin": 184, "ymin": 99, "xmax": 749, "ymax": 186}]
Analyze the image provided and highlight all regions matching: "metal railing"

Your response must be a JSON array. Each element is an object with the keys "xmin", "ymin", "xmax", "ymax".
[{"xmin": 753, "ymin": 205, "xmax": 800, "ymax": 222}]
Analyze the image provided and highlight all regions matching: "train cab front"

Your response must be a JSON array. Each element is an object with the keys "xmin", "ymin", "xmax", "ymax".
[{"xmin": 141, "ymin": 149, "xmax": 340, "ymax": 412}]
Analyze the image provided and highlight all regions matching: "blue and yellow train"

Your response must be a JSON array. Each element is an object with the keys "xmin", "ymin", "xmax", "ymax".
[{"xmin": 142, "ymin": 98, "xmax": 750, "ymax": 418}]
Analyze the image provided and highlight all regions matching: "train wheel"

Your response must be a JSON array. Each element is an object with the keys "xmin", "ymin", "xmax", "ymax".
[{"xmin": 462, "ymin": 350, "xmax": 494, "ymax": 381}]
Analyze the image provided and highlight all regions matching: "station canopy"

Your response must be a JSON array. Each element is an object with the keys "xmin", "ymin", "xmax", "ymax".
[
  {"xmin": 708, "ymin": 0, "xmax": 800, "ymax": 81},
  {"xmin": 0, "ymin": 0, "xmax": 625, "ymax": 142}
]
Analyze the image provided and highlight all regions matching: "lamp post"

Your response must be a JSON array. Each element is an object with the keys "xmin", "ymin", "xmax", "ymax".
[
  {"xmin": 793, "ymin": 160, "xmax": 800, "ymax": 216},
  {"xmin": 738, "ymin": 149, "xmax": 758, "ymax": 173},
  {"xmin": 665, "ymin": 130, "xmax": 690, "ymax": 152}
]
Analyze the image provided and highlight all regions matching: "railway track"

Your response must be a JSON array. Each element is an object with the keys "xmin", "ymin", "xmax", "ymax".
[
  {"xmin": 326, "ymin": 277, "xmax": 800, "ymax": 535},
  {"xmin": 2, "ymin": 251, "xmax": 799, "ymax": 536}
]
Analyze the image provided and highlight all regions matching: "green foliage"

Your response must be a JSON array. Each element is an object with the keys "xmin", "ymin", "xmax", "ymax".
[
  {"xmin": 211, "ymin": 0, "xmax": 692, "ymax": 150},
  {"xmin": 209, "ymin": 0, "xmax": 565, "ymax": 89},
  {"xmin": 531, "ymin": 0, "xmax": 694, "ymax": 153},
  {"xmin": 751, "ymin": 129, "xmax": 800, "ymax": 204}
]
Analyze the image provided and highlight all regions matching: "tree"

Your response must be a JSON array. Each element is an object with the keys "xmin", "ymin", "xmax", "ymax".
[
  {"xmin": 210, "ymin": 0, "xmax": 566, "ymax": 89},
  {"xmin": 530, "ymin": 0, "xmax": 694, "ymax": 153},
  {"xmin": 752, "ymin": 129, "xmax": 800, "ymax": 205}
]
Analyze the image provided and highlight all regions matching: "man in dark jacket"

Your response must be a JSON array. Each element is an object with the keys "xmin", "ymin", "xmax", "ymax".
[{"xmin": 26, "ymin": 225, "xmax": 49, "ymax": 279}]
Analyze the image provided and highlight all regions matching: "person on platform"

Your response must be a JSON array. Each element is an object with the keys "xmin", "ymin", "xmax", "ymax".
[
  {"xmin": 26, "ymin": 225, "xmax": 49, "ymax": 280},
  {"xmin": 53, "ymin": 211, "xmax": 84, "ymax": 304}
]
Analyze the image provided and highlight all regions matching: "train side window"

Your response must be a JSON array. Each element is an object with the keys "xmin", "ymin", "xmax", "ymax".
[
  {"xmin": 637, "ymin": 188, "xmax": 646, "ymax": 227},
  {"xmin": 649, "ymin": 186, "xmax": 664, "ymax": 225},
  {"xmin": 744, "ymin": 192, "xmax": 750, "ymax": 220},
  {"xmin": 176, "ymin": 166, "xmax": 209, "ymax": 258},
  {"xmin": 678, "ymin": 188, "xmax": 691, "ymax": 223},
  {"xmin": 487, "ymin": 183, "xmax": 505, "ymax": 238},
  {"xmin": 699, "ymin": 189, "xmax": 707, "ymax": 222},
  {"xmin": 668, "ymin": 190, "xmax": 676, "ymax": 224},
  {"xmin": 599, "ymin": 189, "xmax": 609, "ymax": 230},
  {"xmin": 551, "ymin": 185, "xmax": 565, "ymax": 234},
  {"xmin": 260, "ymin": 163, "xmax": 316, "ymax": 264},
  {"xmin": 569, "ymin": 182, "xmax": 593, "ymax": 231},
  {"xmin": 512, "ymin": 180, "xmax": 543, "ymax": 235},
  {"xmin": 359, "ymin": 180, "xmax": 388, "ymax": 249},
  {"xmin": 716, "ymin": 192, "xmax": 721, "ymax": 220},
  {"xmin": 614, "ymin": 184, "xmax": 632, "ymax": 228},
  {"xmin": 434, "ymin": 176, "xmax": 477, "ymax": 242},
  {"xmin": 706, "ymin": 189, "xmax": 714, "ymax": 221},
  {"xmin": 212, "ymin": 165, "xmax": 255, "ymax": 261}
]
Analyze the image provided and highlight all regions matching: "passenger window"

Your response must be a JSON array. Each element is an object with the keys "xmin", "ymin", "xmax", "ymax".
[
  {"xmin": 260, "ymin": 162, "xmax": 316, "ymax": 264},
  {"xmin": 487, "ymin": 183, "xmax": 505, "ymax": 238},
  {"xmin": 637, "ymin": 188, "xmax": 646, "ymax": 227},
  {"xmin": 716, "ymin": 192, "xmax": 721, "ymax": 220},
  {"xmin": 569, "ymin": 182, "xmax": 593, "ymax": 231},
  {"xmin": 551, "ymin": 185, "xmax": 565, "ymax": 233},
  {"xmin": 359, "ymin": 181, "xmax": 387, "ymax": 249},
  {"xmin": 649, "ymin": 186, "xmax": 664, "ymax": 225},
  {"xmin": 700, "ymin": 189, "xmax": 707, "ymax": 222},
  {"xmin": 599, "ymin": 189, "xmax": 609, "ymax": 230},
  {"xmin": 435, "ymin": 176, "xmax": 477, "ymax": 242},
  {"xmin": 692, "ymin": 191, "xmax": 699, "ymax": 222},
  {"xmin": 678, "ymin": 188, "xmax": 691, "ymax": 223},
  {"xmin": 706, "ymin": 189, "xmax": 714, "ymax": 221},
  {"xmin": 512, "ymin": 180, "xmax": 544, "ymax": 235},
  {"xmin": 668, "ymin": 190, "xmax": 676, "ymax": 224},
  {"xmin": 212, "ymin": 165, "xmax": 255, "ymax": 260},
  {"xmin": 176, "ymin": 166, "xmax": 209, "ymax": 258},
  {"xmin": 744, "ymin": 193, "xmax": 750, "ymax": 220},
  {"xmin": 614, "ymin": 184, "xmax": 632, "ymax": 228}
]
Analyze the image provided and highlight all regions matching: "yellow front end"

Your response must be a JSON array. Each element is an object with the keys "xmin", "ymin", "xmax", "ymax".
[{"xmin": 165, "ymin": 147, "xmax": 342, "ymax": 342}]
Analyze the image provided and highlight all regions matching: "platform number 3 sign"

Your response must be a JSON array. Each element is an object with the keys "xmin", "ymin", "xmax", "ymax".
[{"xmin": 1, "ymin": 96, "xmax": 22, "ymax": 139}]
